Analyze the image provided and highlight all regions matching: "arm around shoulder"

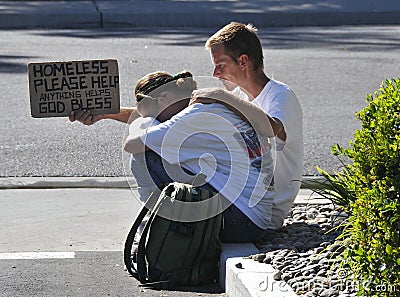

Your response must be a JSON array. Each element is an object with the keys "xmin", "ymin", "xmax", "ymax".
[{"xmin": 191, "ymin": 88, "xmax": 283, "ymax": 139}]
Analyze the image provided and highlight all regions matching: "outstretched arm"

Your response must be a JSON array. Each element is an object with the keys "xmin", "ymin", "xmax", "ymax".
[{"xmin": 69, "ymin": 107, "xmax": 141, "ymax": 125}]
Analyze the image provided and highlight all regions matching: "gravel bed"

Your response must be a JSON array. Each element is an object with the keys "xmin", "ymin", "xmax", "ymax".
[{"xmin": 252, "ymin": 203, "xmax": 357, "ymax": 297}]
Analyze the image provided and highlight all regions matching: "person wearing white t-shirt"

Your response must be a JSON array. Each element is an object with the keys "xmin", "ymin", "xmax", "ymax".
[
  {"xmin": 124, "ymin": 71, "xmax": 276, "ymax": 243},
  {"xmin": 192, "ymin": 22, "xmax": 304, "ymax": 229}
]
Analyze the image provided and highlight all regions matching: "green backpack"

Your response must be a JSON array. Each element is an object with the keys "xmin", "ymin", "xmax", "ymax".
[{"xmin": 124, "ymin": 182, "xmax": 223, "ymax": 289}]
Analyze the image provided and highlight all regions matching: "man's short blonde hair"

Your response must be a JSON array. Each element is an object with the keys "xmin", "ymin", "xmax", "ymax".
[{"xmin": 205, "ymin": 22, "xmax": 264, "ymax": 70}]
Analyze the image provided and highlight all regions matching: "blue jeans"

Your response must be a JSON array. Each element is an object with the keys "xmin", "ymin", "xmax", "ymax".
[
  {"xmin": 219, "ymin": 203, "xmax": 264, "ymax": 243},
  {"xmin": 130, "ymin": 150, "xmax": 264, "ymax": 243}
]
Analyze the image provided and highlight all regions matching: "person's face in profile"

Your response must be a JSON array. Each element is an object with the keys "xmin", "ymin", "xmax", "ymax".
[{"xmin": 136, "ymin": 95, "xmax": 159, "ymax": 118}]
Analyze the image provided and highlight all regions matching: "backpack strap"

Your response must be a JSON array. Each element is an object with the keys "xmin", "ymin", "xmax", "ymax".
[
  {"xmin": 123, "ymin": 203, "xmax": 149, "ymax": 278},
  {"xmin": 135, "ymin": 211, "xmax": 156, "ymax": 283},
  {"xmin": 123, "ymin": 189, "xmax": 162, "ymax": 279}
]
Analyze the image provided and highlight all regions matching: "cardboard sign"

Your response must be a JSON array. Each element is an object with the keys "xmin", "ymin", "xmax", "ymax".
[{"xmin": 28, "ymin": 59, "xmax": 120, "ymax": 118}]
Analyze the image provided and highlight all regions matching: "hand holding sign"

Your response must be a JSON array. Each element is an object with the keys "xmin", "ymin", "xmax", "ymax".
[
  {"xmin": 28, "ymin": 59, "xmax": 120, "ymax": 118},
  {"xmin": 69, "ymin": 110, "xmax": 105, "ymax": 125}
]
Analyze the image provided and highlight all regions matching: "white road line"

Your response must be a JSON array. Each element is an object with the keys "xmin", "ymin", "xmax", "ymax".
[{"xmin": 0, "ymin": 252, "xmax": 75, "ymax": 260}]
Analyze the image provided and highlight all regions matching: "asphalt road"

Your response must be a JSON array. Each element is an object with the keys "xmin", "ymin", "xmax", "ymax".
[
  {"xmin": 0, "ymin": 251, "xmax": 224, "ymax": 297},
  {"xmin": 1, "ymin": 26, "xmax": 400, "ymax": 177}
]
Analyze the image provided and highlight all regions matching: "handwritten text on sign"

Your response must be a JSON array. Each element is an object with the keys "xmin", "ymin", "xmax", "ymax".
[{"xmin": 28, "ymin": 59, "xmax": 120, "ymax": 117}]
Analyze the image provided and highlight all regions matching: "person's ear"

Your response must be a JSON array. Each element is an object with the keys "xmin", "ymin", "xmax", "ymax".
[{"xmin": 238, "ymin": 54, "xmax": 249, "ymax": 69}]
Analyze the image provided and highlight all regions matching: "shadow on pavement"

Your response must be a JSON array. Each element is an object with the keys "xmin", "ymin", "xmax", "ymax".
[{"xmin": 21, "ymin": 26, "xmax": 400, "ymax": 52}]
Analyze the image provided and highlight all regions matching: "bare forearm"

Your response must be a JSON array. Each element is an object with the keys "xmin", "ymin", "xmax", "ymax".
[
  {"xmin": 240, "ymin": 101, "xmax": 285, "ymax": 139},
  {"xmin": 226, "ymin": 97, "xmax": 277, "ymax": 137},
  {"xmin": 103, "ymin": 107, "xmax": 140, "ymax": 124}
]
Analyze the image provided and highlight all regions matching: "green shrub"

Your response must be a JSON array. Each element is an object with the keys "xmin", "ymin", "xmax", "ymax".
[{"xmin": 312, "ymin": 78, "xmax": 400, "ymax": 296}]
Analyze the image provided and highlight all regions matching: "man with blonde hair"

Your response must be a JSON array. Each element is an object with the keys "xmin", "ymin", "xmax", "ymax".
[{"xmin": 197, "ymin": 22, "xmax": 304, "ymax": 229}]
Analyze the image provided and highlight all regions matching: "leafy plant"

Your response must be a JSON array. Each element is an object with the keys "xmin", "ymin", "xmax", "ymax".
[
  {"xmin": 309, "ymin": 78, "xmax": 400, "ymax": 296},
  {"xmin": 310, "ymin": 162, "xmax": 356, "ymax": 213}
]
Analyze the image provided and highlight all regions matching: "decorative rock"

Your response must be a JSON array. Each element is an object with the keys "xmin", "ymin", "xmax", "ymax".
[
  {"xmin": 320, "ymin": 241, "xmax": 331, "ymax": 248},
  {"xmin": 320, "ymin": 288, "xmax": 340, "ymax": 297},
  {"xmin": 321, "ymin": 222, "xmax": 332, "ymax": 228},
  {"xmin": 311, "ymin": 287, "xmax": 324, "ymax": 295},
  {"xmin": 295, "ymin": 284, "xmax": 309, "ymax": 294},
  {"xmin": 304, "ymin": 263, "xmax": 320, "ymax": 272},
  {"xmin": 319, "ymin": 205, "xmax": 334, "ymax": 212},
  {"xmin": 293, "ymin": 213, "xmax": 308, "ymax": 220},
  {"xmin": 307, "ymin": 207, "xmax": 318, "ymax": 213},
  {"xmin": 273, "ymin": 270, "xmax": 282, "ymax": 281},
  {"xmin": 293, "ymin": 270, "xmax": 303, "ymax": 278},
  {"xmin": 278, "ymin": 260, "xmax": 294, "ymax": 271},
  {"xmin": 281, "ymin": 273, "xmax": 291, "ymax": 282},
  {"xmin": 328, "ymin": 243, "xmax": 341, "ymax": 252},
  {"xmin": 276, "ymin": 249, "xmax": 292, "ymax": 257},
  {"xmin": 316, "ymin": 217, "xmax": 330, "ymax": 226},
  {"xmin": 263, "ymin": 255, "xmax": 272, "ymax": 264},
  {"xmin": 235, "ymin": 262, "xmax": 243, "ymax": 269},
  {"xmin": 316, "ymin": 268, "xmax": 327, "ymax": 277},
  {"xmin": 281, "ymin": 264, "xmax": 294, "ymax": 273},
  {"xmin": 252, "ymin": 253, "xmax": 266, "ymax": 263},
  {"xmin": 255, "ymin": 203, "xmax": 357, "ymax": 296},
  {"xmin": 272, "ymin": 257, "xmax": 284, "ymax": 266}
]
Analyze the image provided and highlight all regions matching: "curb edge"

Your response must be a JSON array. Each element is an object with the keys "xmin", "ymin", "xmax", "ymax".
[{"xmin": 0, "ymin": 176, "xmax": 326, "ymax": 189}]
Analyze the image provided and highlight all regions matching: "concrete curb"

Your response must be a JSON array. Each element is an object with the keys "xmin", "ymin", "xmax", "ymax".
[
  {"xmin": 0, "ymin": 1, "xmax": 100, "ymax": 29},
  {"xmin": 226, "ymin": 257, "xmax": 298, "ymax": 297},
  {"xmin": 220, "ymin": 243, "xmax": 259, "ymax": 291},
  {"xmin": 0, "ymin": 176, "xmax": 131, "ymax": 189},
  {"xmin": 1, "ymin": 0, "xmax": 400, "ymax": 29},
  {"xmin": 221, "ymin": 244, "xmax": 298, "ymax": 297},
  {"xmin": 0, "ymin": 176, "xmax": 326, "ymax": 190}
]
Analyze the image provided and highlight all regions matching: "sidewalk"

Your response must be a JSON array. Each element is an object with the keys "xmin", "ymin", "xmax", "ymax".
[{"xmin": 1, "ymin": 0, "xmax": 400, "ymax": 29}]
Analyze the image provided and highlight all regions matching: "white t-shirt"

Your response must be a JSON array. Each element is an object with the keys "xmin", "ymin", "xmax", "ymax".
[
  {"xmin": 235, "ymin": 79, "xmax": 304, "ymax": 229},
  {"xmin": 140, "ymin": 103, "xmax": 275, "ymax": 229}
]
